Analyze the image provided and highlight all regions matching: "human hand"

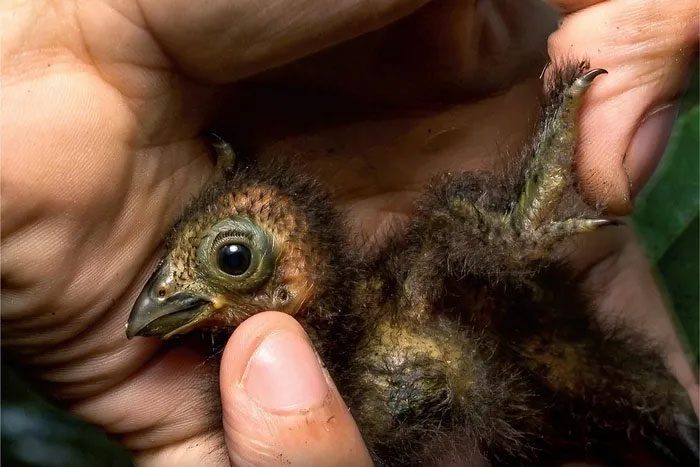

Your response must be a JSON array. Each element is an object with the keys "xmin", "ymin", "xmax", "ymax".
[
  {"xmin": 0, "ymin": 1, "xmax": 428, "ymax": 463},
  {"xmin": 1, "ymin": 1, "xmax": 696, "ymax": 466}
]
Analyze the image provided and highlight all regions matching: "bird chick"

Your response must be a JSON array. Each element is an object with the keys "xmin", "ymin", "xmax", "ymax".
[{"xmin": 126, "ymin": 62, "xmax": 698, "ymax": 466}]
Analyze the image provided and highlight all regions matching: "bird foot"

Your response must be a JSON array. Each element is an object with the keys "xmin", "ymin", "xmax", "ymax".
[
  {"xmin": 511, "ymin": 66, "xmax": 608, "ymax": 230},
  {"xmin": 448, "ymin": 65, "xmax": 614, "ymax": 265}
]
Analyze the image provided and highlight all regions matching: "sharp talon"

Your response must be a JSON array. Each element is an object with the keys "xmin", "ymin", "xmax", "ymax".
[
  {"xmin": 582, "ymin": 218, "xmax": 624, "ymax": 230},
  {"xmin": 534, "ymin": 218, "xmax": 622, "ymax": 247},
  {"xmin": 596, "ymin": 218, "xmax": 624, "ymax": 227},
  {"xmin": 576, "ymin": 68, "xmax": 608, "ymax": 87},
  {"xmin": 203, "ymin": 131, "xmax": 230, "ymax": 153},
  {"xmin": 203, "ymin": 131, "xmax": 225, "ymax": 145}
]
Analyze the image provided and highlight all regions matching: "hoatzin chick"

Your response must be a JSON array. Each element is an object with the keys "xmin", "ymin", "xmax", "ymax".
[{"xmin": 126, "ymin": 62, "xmax": 698, "ymax": 466}]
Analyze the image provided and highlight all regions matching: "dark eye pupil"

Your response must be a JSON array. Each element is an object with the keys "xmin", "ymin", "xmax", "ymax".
[{"xmin": 217, "ymin": 244, "xmax": 252, "ymax": 276}]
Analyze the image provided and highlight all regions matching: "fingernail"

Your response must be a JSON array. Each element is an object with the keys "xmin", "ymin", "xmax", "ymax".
[
  {"xmin": 243, "ymin": 330, "xmax": 329, "ymax": 411},
  {"xmin": 625, "ymin": 102, "xmax": 680, "ymax": 197}
]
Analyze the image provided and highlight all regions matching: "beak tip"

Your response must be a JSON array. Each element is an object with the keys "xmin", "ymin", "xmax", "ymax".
[
  {"xmin": 124, "ymin": 322, "xmax": 140, "ymax": 339},
  {"xmin": 126, "ymin": 261, "xmax": 212, "ymax": 339}
]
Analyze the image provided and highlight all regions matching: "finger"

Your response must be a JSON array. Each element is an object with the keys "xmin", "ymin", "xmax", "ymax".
[
  {"xmin": 254, "ymin": 0, "xmax": 558, "ymax": 102},
  {"xmin": 547, "ymin": 0, "xmax": 697, "ymax": 213},
  {"xmin": 135, "ymin": 0, "xmax": 429, "ymax": 82},
  {"xmin": 220, "ymin": 311, "xmax": 372, "ymax": 466},
  {"xmin": 71, "ymin": 343, "xmax": 228, "ymax": 465},
  {"xmin": 544, "ymin": 0, "xmax": 604, "ymax": 13}
]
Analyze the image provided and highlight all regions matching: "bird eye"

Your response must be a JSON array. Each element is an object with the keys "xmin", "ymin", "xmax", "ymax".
[
  {"xmin": 200, "ymin": 217, "xmax": 274, "ymax": 291},
  {"xmin": 217, "ymin": 243, "xmax": 252, "ymax": 276}
]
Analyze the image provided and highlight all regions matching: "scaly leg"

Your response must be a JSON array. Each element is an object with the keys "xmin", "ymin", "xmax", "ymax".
[
  {"xmin": 410, "ymin": 62, "xmax": 617, "ymax": 282},
  {"xmin": 511, "ymin": 67, "xmax": 608, "ymax": 233}
]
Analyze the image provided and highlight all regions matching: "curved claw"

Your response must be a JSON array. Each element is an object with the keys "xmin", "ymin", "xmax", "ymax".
[
  {"xmin": 533, "ymin": 218, "xmax": 622, "ymax": 250},
  {"xmin": 590, "ymin": 218, "xmax": 624, "ymax": 228},
  {"xmin": 574, "ymin": 68, "xmax": 608, "ymax": 88}
]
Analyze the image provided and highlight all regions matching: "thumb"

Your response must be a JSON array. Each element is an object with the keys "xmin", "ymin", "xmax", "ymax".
[
  {"xmin": 546, "ymin": 0, "xmax": 697, "ymax": 213},
  {"xmin": 219, "ymin": 311, "xmax": 373, "ymax": 466}
]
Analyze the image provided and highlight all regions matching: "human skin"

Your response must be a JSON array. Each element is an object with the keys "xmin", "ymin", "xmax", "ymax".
[{"xmin": 1, "ymin": 0, "xmax": 698, "ymax": 465}]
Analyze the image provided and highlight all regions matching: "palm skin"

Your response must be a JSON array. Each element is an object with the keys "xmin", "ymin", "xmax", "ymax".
[{"xmin": 1, "ymin": 0, "xmax": 697, "ymax": 465}]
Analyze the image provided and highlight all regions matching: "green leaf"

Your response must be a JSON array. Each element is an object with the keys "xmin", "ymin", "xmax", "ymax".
[
  {"xmin": 656, "ymin": 218, "xmax": 700, "ymax": 358},
  {"xmin": 632, "ymin": 105, "xmax": 699, "ymax": 262}
]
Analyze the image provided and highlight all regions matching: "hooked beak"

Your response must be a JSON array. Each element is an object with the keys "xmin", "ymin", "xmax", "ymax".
[{"xmin": 126, "ymin": 262, "xmax": 212, "ymax": 339}]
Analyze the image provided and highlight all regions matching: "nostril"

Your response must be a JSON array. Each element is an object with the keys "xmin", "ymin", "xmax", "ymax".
[
  {"xmin": 157, "ymin": 288, "xmax": 167, "ymax": 298},
  {"xmin": 275, "ymin": 286, "xmax": 290, "ymax": 303}
]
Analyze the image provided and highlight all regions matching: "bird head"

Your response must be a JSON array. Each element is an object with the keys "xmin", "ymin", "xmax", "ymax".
[{"xmin": 126, "ymin": 162, "xmax": 346, "ymax": 339}]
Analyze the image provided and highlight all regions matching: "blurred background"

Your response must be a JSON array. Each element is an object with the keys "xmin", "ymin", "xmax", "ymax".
[{"xmin": 2, "ymin": 75, "xmax": 698, "ymax": 467}]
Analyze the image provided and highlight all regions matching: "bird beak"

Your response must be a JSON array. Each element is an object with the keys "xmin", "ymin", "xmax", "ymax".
[{"xmin": 126, "ymin": 262, "xmax": 212, "ymax": 339}]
